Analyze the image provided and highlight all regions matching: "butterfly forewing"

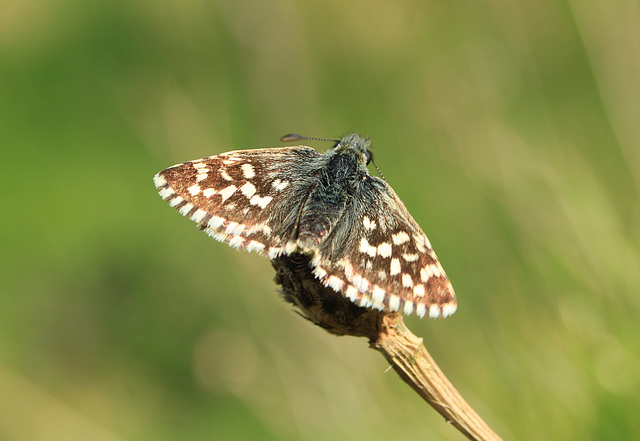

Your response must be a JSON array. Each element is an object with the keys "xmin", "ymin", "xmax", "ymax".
[{"xmin": 154, "ymin": 146, "xmax": 321, "ymax": 256}]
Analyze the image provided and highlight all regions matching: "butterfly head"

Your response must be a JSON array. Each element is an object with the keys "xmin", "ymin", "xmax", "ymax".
[{"xmin": 334, "ymin": 133, "xmax": 373, "ymax": 165}]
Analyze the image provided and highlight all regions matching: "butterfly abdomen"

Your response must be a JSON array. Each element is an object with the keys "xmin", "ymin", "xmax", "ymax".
[{"xmin": 297, "ymin": 182, "xmax": 350, "ymax": 250}]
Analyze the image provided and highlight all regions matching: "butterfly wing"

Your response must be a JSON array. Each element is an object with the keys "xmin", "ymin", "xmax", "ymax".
[
  {"xmin": 154, "ymin": 146, "xmax": 323, "ymax": 256},
  {"xmin": 310, "ymin": 175, "xmax": 457, "ymax": 318}
]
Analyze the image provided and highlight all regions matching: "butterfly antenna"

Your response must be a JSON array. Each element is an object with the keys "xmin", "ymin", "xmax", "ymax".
[
  {"xmin": 280, "ymin": 133, "xmax": 340, "ymax": 143},
  {"xmin": 371, "ymin": 157, "xmax": 386, "ymax": 181}
]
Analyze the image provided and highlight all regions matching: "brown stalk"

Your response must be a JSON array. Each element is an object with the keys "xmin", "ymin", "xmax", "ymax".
[{"xmin": 373, "ymin": 313, "xmax": 503, "ymax": 441}]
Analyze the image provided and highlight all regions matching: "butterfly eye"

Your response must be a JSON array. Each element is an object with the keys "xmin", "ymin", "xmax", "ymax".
[{"xmin": 365, "ymin": 150, "xmax": 373, "ymax": 165}]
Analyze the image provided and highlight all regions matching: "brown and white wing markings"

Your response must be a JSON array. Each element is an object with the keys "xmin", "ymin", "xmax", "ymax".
[
  {"xmin": 310, "ymin": 176, "xmax": 457, "ymax": 318},
  {"xmin": 154, "ymin": 146, "xmax": 321, "ymax": 257}
]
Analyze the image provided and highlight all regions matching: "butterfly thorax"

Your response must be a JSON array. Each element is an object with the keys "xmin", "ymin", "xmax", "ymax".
[{"xmin": 296, "ymin": 139, "xmax": 370, "ymax": 252}]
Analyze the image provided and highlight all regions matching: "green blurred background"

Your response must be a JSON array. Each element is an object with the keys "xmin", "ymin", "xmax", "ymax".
[{"xmin": 1, "ymin": 0, "xmax": 639, "ymax": 440}]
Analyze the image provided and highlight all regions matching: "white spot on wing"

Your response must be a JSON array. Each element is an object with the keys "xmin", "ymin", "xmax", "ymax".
[
  {"xmin": 403, "ymin": 300, "xmax": 415, "ymax": 315},
  {"xmin": 220, "ymin": 169, "xmax": 232, "ymax": 181},
  {"xmin": 392, "ymin": 231, "xmax": 410, "ymax": 245},
  {"xmin": 359, "ymin": 238, "xmax": 376, "ymax": 257},
  {"xmin": 229, "ymin": 236, "xmax": 245, "ymax": 248},
  {"xmin": 402, "ymin": 273, "xmax": 414, "ymax": 288},
  {"xmin": 363, "ymin": 216, "xmax": 376, "ymax": 230},
  {"xmin": 187, "ymin": 184, "xmax": 201, "ymax": 195},
  {"xmin": 390, "ymin": 258, "xmax": 401, "ymax": 276},
  {"xmin": 225, "ymin": 221, "xmax": 237, "ymax": 234},
  {"xmin": 241, "ymin": 163, "xmax": 255, "ymax": 179},
  {"xmin": 250, "ymin": 194, "xmax": 273, "ymax": 208},
  {"xmin": 372, "ymin": 286, "xmax": 386, "ymax": 306},
  {"xmin": 377, "ymin": 242, "xmax": 392, "ymax": 258},
  {"xmin": 388, "ymin": 294, "xmax": 400, "ymax": 311},
  {"xmin": 345, "ymin": 285, "xmax": 358, "ymax": 301},
  {"xmin": 190, "ymin": 209, "xmax": 207, "ymax": 223},
  {"xmin": 219, "ymin": 185, "xmax": 237, "ymax": 201},
  {"xmin": 313, "ymin": 267, "xmax": 327, "ymax": 279},
  {"xmin": 272, "ymin": 179, "xmax": 289, "ymax": 191},
  {"xmin": 268, "ymin": 247, "xmax": 282, "ymax": 259},
  {"xmin": 158, "ymin": 187, "xmax": 174, "ymax": 200},
  {"xmin": 153, "ymin": 173, "xmax": 167, "ymax": 187},
  {"xmin": 225, "ymin": 222, "xmax": 245, "ymax": 235},
  {"xmin": 429, "ymin": 305, "xmax": 440, "ymax": 318},
  {"xmin": 284, "ymin": 241, "xmax": 297, "ymax": 254},
  {"xmin": 196, "ymin": 168, "xmax": 210, "ymax": 182},
  {"xmin": 202, "ymin": 188, "xmax": 216, "ymax": 198},
  {"xmin": 413, "ymin": 284, "xmax": 425, "ymax": 297},
  {"xmin": 207, "ymin": 216, "xmax": 224, "ymax": 229},
  {"xmin": 327, "ymin": 276, "xmax": 344, "ymax": 291},
  {"xmin": 343, "ymin": 260, "xmax": 354, "ymax": 279},
  {"xmin": 246, "ymin": 240, "xmax": 265, "ymax": 253},
  {"xmin": 179, "ymin": 202, "xmax": 194, "ymax": 216},
  {"xmin": 240, "ymin": 182, "xmax": 257, "ymax": 198},
  {"xmin": 352, "ymin": 275, "xmax": 369, "ymax": 293},
  {"xmin": 421, "ymin": 264, "xmax": 443, "ymax": 282},
  {"xmin": 169, "ymin": 196, "xmax": 184, "ymax": 207},
  {"xmin": 358, "ymin": 277, "xmax": 369, "ymax": 293},
  {"xmin": 442, "ymin": 304, "xmax": 457, "ymax": 317}
]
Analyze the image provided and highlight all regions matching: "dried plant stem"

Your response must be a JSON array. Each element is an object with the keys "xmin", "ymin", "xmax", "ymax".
[
  {"xmin": 272, "ymin": 255, "xmax": 503, "ymax": 441},
  {"xmin": 372, "ymin": 314, "xmax": 503, "ymax": 441}
]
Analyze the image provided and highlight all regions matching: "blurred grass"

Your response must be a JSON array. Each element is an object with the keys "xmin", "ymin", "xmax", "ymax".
[{"xmin": 1, "ymin": 0, "xmax": 639, "ymax": 440}]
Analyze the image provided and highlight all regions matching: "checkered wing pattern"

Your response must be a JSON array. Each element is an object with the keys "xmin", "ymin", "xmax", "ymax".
[
  {"xmin": 154, "ymin": 146, "xmax": 321, "ymax": 256},
  {"xmin": 310, "ymin": 176, "xmax": 457, "ymax": 318}
]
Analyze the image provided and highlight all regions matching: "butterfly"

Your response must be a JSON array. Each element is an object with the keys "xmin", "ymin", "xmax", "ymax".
[{"xmin": 154, "ymin": 133, "xmax": 456, "ymax": 318}]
